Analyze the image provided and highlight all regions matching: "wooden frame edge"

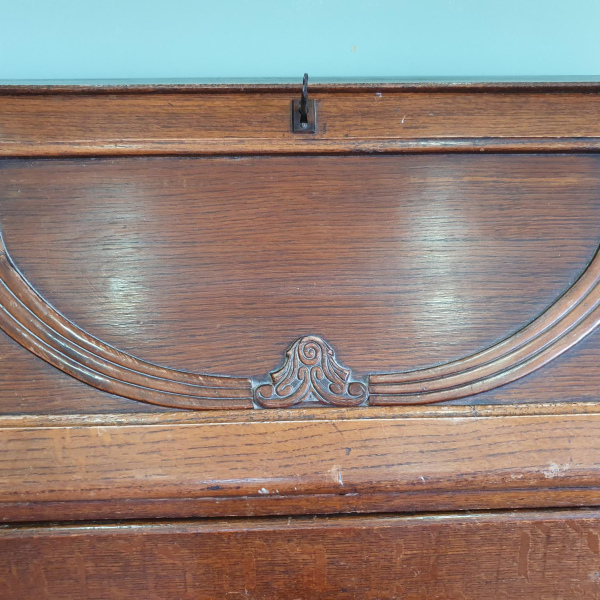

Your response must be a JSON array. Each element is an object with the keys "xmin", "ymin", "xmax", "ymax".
[{"xmin": 2, "ymin": 412, "xmax": 600, "ymax": 521}]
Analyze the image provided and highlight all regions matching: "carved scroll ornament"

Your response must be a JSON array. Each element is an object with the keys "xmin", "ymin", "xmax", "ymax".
[{"xmin": 255, "ymin": 336, "xmax": 367, "ymax": 408}]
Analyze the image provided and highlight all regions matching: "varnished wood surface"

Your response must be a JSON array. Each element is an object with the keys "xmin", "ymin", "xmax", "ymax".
[
  {"xmin": 3, "ymin": 317, "xmax": 600, "ymax": 415},
  {"xmin": 3, "ymin": 411, "xmax": 600, "ymax": 521},
  {"xmin": 3, "ymin": 89, "xmax": 600, "ymax": 156},
  {"xmin": 3, "ymin": 81, "xmax": 600, "ymax": 577},
  {"xmin": 1, "ymin": 154, "xmax": 600, "ymax": 413},
  {"xmin": 3, "ymin": 510, "xmax": 600, "ymax": 599},
  {"xmin": 463, "ymin": 332, "xmax": 600, "ymax": 405},
  {"xmin": 3, "ymin": 214, "xmax": 600, "ymax": 409},
  {"xmin": 0, "ymin": 231, "xmax": 254, "ymax": 410}
]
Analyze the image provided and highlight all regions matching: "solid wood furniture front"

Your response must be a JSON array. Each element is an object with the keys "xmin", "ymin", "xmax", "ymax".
[{"xmin": 1, "ymin": 82, "xmax": 600, "ymax": 598}]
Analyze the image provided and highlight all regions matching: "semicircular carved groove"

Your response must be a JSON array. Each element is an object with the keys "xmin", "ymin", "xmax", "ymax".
[
  {"xmin": 0, "ymin": 231, "xmax": 253, "ymax": 410},
  {"xmin": 1, "ymin": 229, "xmax": 600, "ymax": 410},
  {"xmin": 369, "ymin": 244, "xmax": 600, "ymax": 405}
]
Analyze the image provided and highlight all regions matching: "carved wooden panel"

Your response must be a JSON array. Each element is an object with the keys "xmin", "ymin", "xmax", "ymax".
[
  {"xmin": 3, "ymin": 84, "xmax": 600, "ymax": 545},
  {"xmin": 1, "ymin": 154, "xmax": 600, "ymax": 411}
]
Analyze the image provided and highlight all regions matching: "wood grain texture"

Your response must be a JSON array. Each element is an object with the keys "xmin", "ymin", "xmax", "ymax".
[
  {"xmin": 0, "ymin": 231, "xmax": 253, "ymax": 410},
  {"xmin": 2, "ymin": 214, "xmax": 600, "ymax": 409},
  {"xmin": 5, "ymin": 84, "xmax": 600, "ymax": 596},
  {"xmin": 3, "ymin": 510, "xmax": 600, "ymax": 599},
  {"xmin": 369, "ymin": 241, "xmax": 600, "ymax": 403},
  {"xmin": 467, "ymin": 331, "xmax": 600, "ymax": 406},
  {"xmin": 4, "ymin": 86, "xmax": 600, "ymax": 595},
  {"xmin": 2, "ymin": 411, "xmax": 600, "ymax": 521},
  {"xmin": 3, "ymin": 88, "xmax": 600, "ymax": 156},
  {"xmin": 4, "ymin": 80, "xmax": 600, "ymax": 94},
  {"xmin": 1, "ymin": 154, "xmax": 600, "ymax": 413}
]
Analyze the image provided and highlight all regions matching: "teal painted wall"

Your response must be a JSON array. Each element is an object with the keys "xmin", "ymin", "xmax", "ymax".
[{"xmin": 1, "ymin": 0, "xmax": 599, "ymax": 80}]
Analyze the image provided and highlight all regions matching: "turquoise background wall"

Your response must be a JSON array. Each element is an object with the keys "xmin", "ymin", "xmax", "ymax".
[{"xmin": 1, "ymin": 0, "xmax": 599, "ymax": 81}]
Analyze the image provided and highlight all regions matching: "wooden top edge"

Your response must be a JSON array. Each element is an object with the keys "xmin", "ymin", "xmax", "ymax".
[
  {"xmin": 4, "ymin": 86, "xmax": 600, "ymax": 156},
  {"xmin": 2, "ymin": 79, "xmax": 600, "ymax": 95}
]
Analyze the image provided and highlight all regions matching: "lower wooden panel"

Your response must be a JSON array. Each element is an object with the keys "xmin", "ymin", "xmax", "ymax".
[{"xmin": 2, "ymin": 510, "xmax": 600, "ymax": 599}]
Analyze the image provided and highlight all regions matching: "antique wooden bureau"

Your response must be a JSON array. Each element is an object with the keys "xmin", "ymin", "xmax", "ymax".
[{"xmin": 2, "ymin": 81, "xmax": 600, "ymax": 598}]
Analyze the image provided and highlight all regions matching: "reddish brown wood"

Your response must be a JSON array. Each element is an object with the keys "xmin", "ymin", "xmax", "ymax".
[
  {"xmin": 1, "ymin": 411, "xmax": 600, "ymax": 521},
  {"xmin": 5, "ymin": 487, "xmax": 600, "ymax": 524},
  {"xmin": 1, "ymin": 154, "xmax": 600, "ymax": 414},
  {"xmin": 3, "ymin": 196, "xmax": 600, "ymax": 408},
  {"xmin": 4, "ymin": 80, "xmax": 600, "ymax": 94},
  {"xmin": 2, "ymin": 89, "xmax": 600, "ymax": 156},
  {"xmin": 0, "ymin": 236, "xmax": 253, "ymax": 409},
  {"xmin": 3, "ymin": 510, "xmax": 600, "ymax": 599},
  {"xmin": 2, "ymin": 85, "xmax": 600, "ymax": 595},
  {"xmin": 254, "ymin": 336, "xmax": 368, "ymax": 407}
]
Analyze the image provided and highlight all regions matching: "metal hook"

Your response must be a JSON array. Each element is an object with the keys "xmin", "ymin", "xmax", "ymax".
[
  {"xmin": 299, "ymin": 73, "xmax": 309, "ymax": 125},
  {"xmin": 291, "ymin": 73, "xmax": 317, "ymax": 133}
]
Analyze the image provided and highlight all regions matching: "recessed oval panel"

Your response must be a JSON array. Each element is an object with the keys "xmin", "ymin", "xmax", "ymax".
[{"xmin": 1, "ymin": 154, "xmax": 599, "ymax": 409}]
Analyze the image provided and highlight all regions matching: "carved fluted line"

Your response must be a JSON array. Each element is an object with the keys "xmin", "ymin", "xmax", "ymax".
[
  {"xmin": 371, "ymin": 246, "xmax": 600, "ymax": 386},
  {"xmin": 369, "ymin": 270, "xmax": 600, "ymax": 396},
  {"xmin": 370, "ymin": 307, "xmax": 600, "ymax": 405},
  {"xmin": 0, "ymin": 299, "xmax": 253, "ymax": 409},
  {"xmin": 0, "ymin": 234, "xmax": 251, "ymax": 392},
  {"xmin": 0, "ymin": 279, "xmax": 250, "ymax": 400}
]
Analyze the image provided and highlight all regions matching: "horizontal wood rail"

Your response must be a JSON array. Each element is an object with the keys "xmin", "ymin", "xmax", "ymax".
[{"xmin": 2, "ymin": 85, "xmax": 600, "ymax": 156}]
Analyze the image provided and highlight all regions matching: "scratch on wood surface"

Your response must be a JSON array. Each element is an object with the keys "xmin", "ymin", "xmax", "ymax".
[
  {"xmin": 518, "ymin": 531, "xmax": 531, "ymax": 579},
  {"xmin": 543, "ymin": 462, "xmax": 571, "ymax": 478},
  {"xmin": 588, "ymin": 531, "xmax": 600, "ymax": 555},
  {"xmin": 330, "ymin": 464, "xmax": 344, "ymax": 487},
  {"xmin": 314, "ymin": 544, "xmax": 327, "ymax": 592}
]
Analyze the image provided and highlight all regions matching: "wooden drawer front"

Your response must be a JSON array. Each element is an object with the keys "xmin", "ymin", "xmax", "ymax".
[{"xmin": 3, "ymin": 510, "xmax": 600, "ymax": 599}]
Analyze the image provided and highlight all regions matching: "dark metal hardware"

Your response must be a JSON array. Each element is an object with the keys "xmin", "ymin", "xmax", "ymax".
[{"xmin": 291, "ymin": 73, "xmax": 317, "ymax": 133}]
